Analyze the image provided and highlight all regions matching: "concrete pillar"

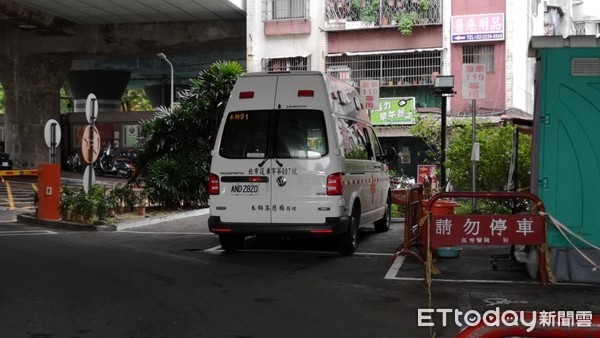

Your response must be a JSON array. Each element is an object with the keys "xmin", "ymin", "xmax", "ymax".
[
  {"xmin": 143, "ymin": 80, "xmax": 189, "ymax": 108},
  {"xmin": 66, "ymin": 70, "xmax": 131, "ymax": 113},
  {"xmin": 0, "ymin": 53, "xmax": 72, "ymax": 167}
]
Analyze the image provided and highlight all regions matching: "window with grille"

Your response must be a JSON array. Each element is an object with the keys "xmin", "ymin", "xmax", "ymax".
[
  {"xmin": 266, "ymin": 0, "xmax": 308, "ymax": 20},
  {"xmin": 325, "ymin": 50, "xmax": 442, "ymax": 87},
  {"xmin": 262, "ymin": 56, "xmax": 310, "ymax": 72},
  {"xmin": 462, "ymin": 45, "xmax": 495, "ymax": 74}
]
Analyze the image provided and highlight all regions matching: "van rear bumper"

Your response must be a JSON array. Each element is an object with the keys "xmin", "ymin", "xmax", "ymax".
[{"xmin": 208, "ymin": 216, "xmax": 351, "ymax": 236}]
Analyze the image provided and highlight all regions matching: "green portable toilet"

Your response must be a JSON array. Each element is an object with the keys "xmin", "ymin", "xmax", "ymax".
[{"xmin": 529, "ymin": 36, "xmax": 600, "ymax": 283}]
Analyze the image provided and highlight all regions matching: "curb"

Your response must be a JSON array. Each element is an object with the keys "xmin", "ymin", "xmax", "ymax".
[
  {"xmin": 17, "ymin": 213, "xmax": 116, "ymax": 231},
  {"xmin": 116, "ymin": 208, "xmax": 209, "ymax": 231},
  {"xmin": 16, "ymin": 208, "xmax": 209, "ymax": 232}
]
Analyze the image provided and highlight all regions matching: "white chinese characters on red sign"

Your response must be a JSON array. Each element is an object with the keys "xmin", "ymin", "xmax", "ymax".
[
  {"xmin": 360, "ymin": 80, "xmax": 380, "ymax": 110},
  {"xmin": 430, "ymin": 214, "xmax": 545, "ymax": 246}
]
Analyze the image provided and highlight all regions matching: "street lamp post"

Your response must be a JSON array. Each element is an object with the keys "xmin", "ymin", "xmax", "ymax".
[
  {"xmin": 157, "ymin": 53, "xmax": 174, "ymax": 109},
  {"xmin": 433, "ymin": 75, "xmax": 455, "ymax": 191}
]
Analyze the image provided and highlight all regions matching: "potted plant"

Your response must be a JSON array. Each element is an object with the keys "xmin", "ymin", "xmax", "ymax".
[
  {"xmin": 59, "ymin": 186, "xmax": 77, "ymax": 221},
  {"xmin": 395, "ymin": 10, "xmax": 418, "ymax": 35},
  {"xmin": 134, "ymin": 187, "xmax": 149, "ymax": 216},
  {"xmin": 109, "ymin": 184, "xmax": 130, "ymax": 214},
  {"xmin": 360, "ymin": 0, "xmax": 379, "ymax": 24},
  {"xmin": 350, "ymin": 0, "xmax": 362, "ymax": 21},
  {"xmin": 88, "ymin": 184, "xmax": 109, "ymax": 222},
  {"xmin": 72, "ymin": 192, "xmax": 95, "ymax": 224},
  {"xmin": 106, "ymin": 185, "xmax": 122, "ymax": 217},
  {"xmin": 381, "ymin": 15, "xmax": 389, "ymax": 26}
]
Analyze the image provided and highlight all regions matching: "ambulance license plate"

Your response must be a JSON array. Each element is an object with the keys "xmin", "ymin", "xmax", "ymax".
[{"xmin": 229, "ymin": 183, "xmax": 261, "ymax": 195}]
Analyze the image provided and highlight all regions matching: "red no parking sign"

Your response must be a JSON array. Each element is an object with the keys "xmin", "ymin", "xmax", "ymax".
[{"xmin": 430, "ymin": 214, "xmax": 546, "ymax": 246}]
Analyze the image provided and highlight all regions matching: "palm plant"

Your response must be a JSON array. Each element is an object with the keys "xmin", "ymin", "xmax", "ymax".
[{"xmin": 135, "ymin": 61, "xmax": 244, "ymax": 209}]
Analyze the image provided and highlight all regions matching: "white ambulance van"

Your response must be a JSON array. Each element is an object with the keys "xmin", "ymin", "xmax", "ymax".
[{"xmin": 208, "ymin": 71, "xmax": 396, "ymax": 255}]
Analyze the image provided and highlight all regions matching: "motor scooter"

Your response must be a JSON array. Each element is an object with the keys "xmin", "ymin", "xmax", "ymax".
[
  {"xmin": 93, "ymin": 144, "xmax": 134, "ymax": 178},
  {"xmin": 66, "ymin": 150, "xmax": 83, "ymax": 173}
]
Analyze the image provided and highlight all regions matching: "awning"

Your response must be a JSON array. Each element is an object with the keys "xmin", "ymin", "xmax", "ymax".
[
  {"xmin": 327, "ymin": 48, "xmax": 443, "ymax": 57},
  {"xmin": 262, "ymin": 53, "xmax": 311, "ymax": 59}
]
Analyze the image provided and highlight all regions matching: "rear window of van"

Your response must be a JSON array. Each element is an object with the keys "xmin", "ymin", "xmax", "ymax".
[{"xmin": 219, "ymin": 110, "xmax": 327, "ymax": 159}]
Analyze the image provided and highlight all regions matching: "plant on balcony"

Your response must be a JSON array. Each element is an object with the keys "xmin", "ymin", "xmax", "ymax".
[
  {"xmin": 348, "ymin": 0, "xmax": 380, "ymax": 24},
  {"xmin": 360, "ymin": 0, "xmax": 380, "ymax": 24},
  {"xmin": 350, "ymin": 0, "xmax": 362, "ymax": 21},
  {"xmin": 420, "ymin": 0, "xmax": 431, "ymax": 11},
  {"xmin": 395, "ymin": 10, "xmax": 418, "ymax": 35}
]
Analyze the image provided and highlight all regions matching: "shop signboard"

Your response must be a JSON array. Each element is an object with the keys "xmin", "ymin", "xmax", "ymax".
[
  {"xmin": 370, "ymin": 97, "xmax": 416, "ymax": 125},
  {"xmin": 451, "ymin": 13, "xmax": 505, "ymax": 43}
]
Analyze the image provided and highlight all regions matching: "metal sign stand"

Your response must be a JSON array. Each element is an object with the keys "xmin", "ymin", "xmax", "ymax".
[{"xmin": 88, "ymin": 98, "xmax": 96, "ymax": 194}]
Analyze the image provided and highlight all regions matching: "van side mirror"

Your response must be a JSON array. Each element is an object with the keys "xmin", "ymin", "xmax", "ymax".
[{"xmin": 384, "ymin": 147, "xmax": 397, "ymax": 161}]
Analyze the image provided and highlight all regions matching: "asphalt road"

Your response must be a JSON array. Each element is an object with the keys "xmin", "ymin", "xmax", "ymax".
[{"xmin": 2, "ymin": 208, "xmax": 600, "ymax": 337}]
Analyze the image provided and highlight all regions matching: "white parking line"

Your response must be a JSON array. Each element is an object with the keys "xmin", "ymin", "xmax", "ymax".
[
  {"xmin": 0, "ymin": 230, "xmax": 58, "ymax": 237},
  {"xmin": 117, "ymin": 231, "xmax": 214, "ymax": 235},
  {"xmin": 204, "ymin": 245, "xmax": 394, "ymax": 256},
  {"xmin": 384, "ymin": 255, "xmax": 563, "ymax": 285},
  {"xmin": 385, "ymin": 255, "xmax": 405, "ymax": 279}
]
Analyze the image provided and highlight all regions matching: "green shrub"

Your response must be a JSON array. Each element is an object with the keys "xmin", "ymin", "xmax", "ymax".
[
  {"xmin": 135, "ymin": 61, "xmax": 244, "ymax": 209},
  {"xmin": 60, "ymin": 184, "xmax": 114, "ymax": 224}
]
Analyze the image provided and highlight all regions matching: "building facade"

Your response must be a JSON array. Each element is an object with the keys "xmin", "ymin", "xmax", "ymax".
[
  {"xmin": 245, "ymin": 0, "xmax": 600, "ymax": 179},
  {"xmin": 4, "ymin": 0, "xmax": 597, "ymax": 170}
]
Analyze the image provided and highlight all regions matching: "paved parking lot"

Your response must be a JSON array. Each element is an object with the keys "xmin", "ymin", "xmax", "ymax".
[
  {"xmin": 112, "ymin": 213, "xmax": 600, "ymax": 335},
  {"xmin": 3, "ymin": 175, "xmax": 600, "ymax": 336},
  {"xmin": 0, "ymin": 177, "xmax": 37, "ymax": 211}
]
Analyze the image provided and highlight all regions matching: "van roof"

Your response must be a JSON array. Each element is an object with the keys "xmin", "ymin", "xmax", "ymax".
[
  {"xmin": 239, "ymin": 71, "xmax": 325, "ymax": 78},
  {"xmin": 231, "ymin": 71, "xmax": 369, "ymax": 122}
]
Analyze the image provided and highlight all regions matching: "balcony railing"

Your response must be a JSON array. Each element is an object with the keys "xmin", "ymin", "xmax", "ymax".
[
  {"xmin": 326, "ymin": 49, "xmax": 442, "ymax": 87},
  {"xmin": 325, "ymin": 0, "xmax": 441, "ymax": 30}
]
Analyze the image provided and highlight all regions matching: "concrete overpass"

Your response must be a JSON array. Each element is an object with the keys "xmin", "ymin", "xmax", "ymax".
[{"xmin": 0, "ymin": 0, "xmax": 246, "ymax": 166}]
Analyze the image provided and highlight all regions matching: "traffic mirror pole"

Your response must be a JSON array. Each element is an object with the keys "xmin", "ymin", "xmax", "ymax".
[{"xmin": 88, "ymin": 98, "xmax": 96, "ymax": 195}]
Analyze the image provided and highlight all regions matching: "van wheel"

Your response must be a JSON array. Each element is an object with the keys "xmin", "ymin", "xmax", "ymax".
[
  {"xmin": 374, "ymin": 194, "xmax": 391, "ymax": 233},
  {"xmin": 219, "ymin": 234, "xmax": 245, "ymax": 252},
  {"xmin": 338, "ymin": 206, "xmax": 359, "ymax": 256}
]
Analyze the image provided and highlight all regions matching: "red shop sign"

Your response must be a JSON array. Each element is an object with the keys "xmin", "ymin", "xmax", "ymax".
[{"xmin": 430, "ymin": 214, "xmax": 545, "ymax": 246}]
